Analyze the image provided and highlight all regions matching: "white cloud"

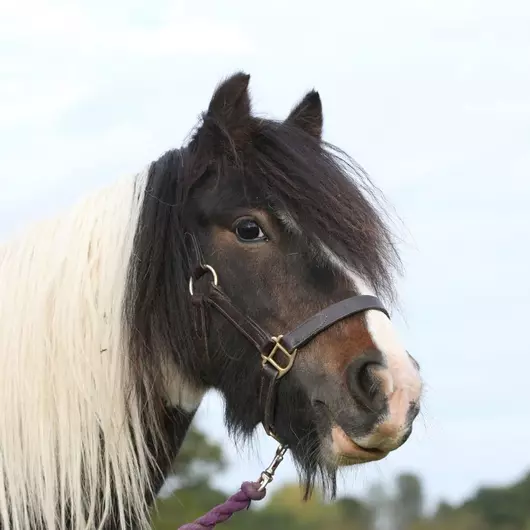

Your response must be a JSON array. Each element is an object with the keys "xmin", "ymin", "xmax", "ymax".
[
  {"xmin": 0, "ymin": 78, "xmax": 92, "ymax": 127},
  {"xmin": 0, "ymin": 0, "xmax": 254, "ymax": 128},
  {"xmin": 0, "ymin": 0, "xmax": 254, "ymax": 58}
]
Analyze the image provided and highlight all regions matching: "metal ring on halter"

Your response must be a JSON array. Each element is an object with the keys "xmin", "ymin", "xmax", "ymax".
[{"xmin": 189, "ymin": 264, "xmax": 219, "ymax": 296}]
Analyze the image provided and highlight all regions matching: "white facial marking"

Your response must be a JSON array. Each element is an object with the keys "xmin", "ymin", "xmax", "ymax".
[
  {"xmin": 319, "ymin": 241, "xmax": 423, "ymax": 450},
  {"xmin": 352, "ymin": 275, "xmax": 422, "ymax": 402},
  {"xmin": 278, "ymin": 211, "xmax": 422, "ymax": 451},
  {"xmin": 318, "ymin": 242, "xmax": 421, "ymax": 393}
]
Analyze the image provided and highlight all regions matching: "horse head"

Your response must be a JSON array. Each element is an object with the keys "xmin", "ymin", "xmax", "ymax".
[{"xmin": 128, "ymin": 72, "xmax": 423, "ymax": 496}]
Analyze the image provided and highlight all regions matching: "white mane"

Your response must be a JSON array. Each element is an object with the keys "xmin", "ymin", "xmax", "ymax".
[{"xmin": 0, "ymin": 172, "xmax": 159, "ymax": 529}]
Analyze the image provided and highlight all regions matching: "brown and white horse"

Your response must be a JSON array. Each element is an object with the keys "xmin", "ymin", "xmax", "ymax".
[{"xmin": 0, "ymin": 72, "xmax": 423, "ymax": 529}]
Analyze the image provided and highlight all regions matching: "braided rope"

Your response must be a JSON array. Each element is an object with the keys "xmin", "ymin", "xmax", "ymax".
[{"xmin": 178, "ymin": 481, "xmax": 267, "ymax": 529}]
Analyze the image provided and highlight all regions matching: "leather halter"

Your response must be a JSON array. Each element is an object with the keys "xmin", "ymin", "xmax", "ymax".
[{"xmin": 186, "ymin": 233, "xmax": 389, "ymax": 443}]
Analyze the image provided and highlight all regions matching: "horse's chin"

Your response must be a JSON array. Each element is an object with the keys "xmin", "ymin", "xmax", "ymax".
[
  {"xmin": 329, "ymin": 425, "xmax": 388, "ymax": 465},
  {"xmin": 302, "ymin": 427, "xmax": 386, "ymax": 473},
  {"xmin": 309, "ymin": 402, "xmax": 390, "ymax": 469}
]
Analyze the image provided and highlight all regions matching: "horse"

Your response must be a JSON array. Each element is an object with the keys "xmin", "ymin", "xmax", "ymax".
[{"xmin": 0, "ymin": 72, "xmax": 423, "ymax": 530}]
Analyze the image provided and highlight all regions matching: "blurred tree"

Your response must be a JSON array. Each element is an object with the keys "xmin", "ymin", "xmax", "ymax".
[
  {"xmin": 434, "ymin": 500, "xmax": 454, "ymax": 519},
  {"xmin": 409, "ymin": 510, "xmax": 488, "ymax": 530},
  {"xmin": 150, "ymin": 425, "xmax": 227, "ymax": 529},
  {"xmin": 336, "ymin": 496, "xmax": 375, "ymax": 528},
  {"xmin": 367, "ymin": 481, "xmax": 393, "ymax": 530},
  {"xmin": 263, "ymin": 483, "xmax": 368, "ymax": 530},
  {"xmin": 394, "ymin": 472, "xmax": 424, "ymax": 530},
  {"xmin": 168, "ymin": 426, "xmax": 226, "ymax": 488},
  {"xmin": 460, "ymin": 472, "xmax": 530, "ymax": 530},
  {"xmin": 151, "ymin": 483, "xmax": 227, "ymax": 530},
  {"xmin": 265, "ymin": 484, "xmax": 335, "ymax": 526},
  {"xmin": 150, "ymin": 424, "xmax": 530, "ymax": 530}
]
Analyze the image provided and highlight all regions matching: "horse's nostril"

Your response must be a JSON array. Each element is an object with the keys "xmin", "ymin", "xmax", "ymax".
[
  {"xmin": 358, "ymin": 363, "xmax": 379, "ymax": 400},
  {"xmin": 346, "ymin": 349, "xmax": 387, "ymax": 412}
]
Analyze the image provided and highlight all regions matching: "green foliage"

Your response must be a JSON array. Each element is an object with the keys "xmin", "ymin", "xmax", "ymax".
[
  {"xmin": 152, "ymin": 480, "xmax": 370, "ymax": 530},
  {"xmin": 460, "ymin": 472, "xmax": 530, "ymax": 529},
  {"xmin": 151, "ymin": 482, "xmax": 227, "ymax": 530},
  {"xmin": 150, "ymin": 424, "xmax": 530, "ymax": 530},
  {"xmin": 409, "ymin": 471, "xmax": 530, "ymax": 530},
  {"xmin": 168, "ymin": 426, "xmax": 226, "ymax": 488},
  {"xmin": 409, "ymin": 511, "xmax": 489, "ymax": 530},
  {"xmin": 336, "ymin": 496, "xmax": 374, "ymax": 527}
]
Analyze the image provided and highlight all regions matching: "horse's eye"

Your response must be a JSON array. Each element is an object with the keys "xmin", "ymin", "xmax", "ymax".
[{"xmin": 234, "ymin": 219, "xmax": 267, "ymax": 243}]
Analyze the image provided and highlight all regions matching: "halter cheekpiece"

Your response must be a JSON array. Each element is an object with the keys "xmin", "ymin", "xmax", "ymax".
[{"xmin": 185, "ymin": 232, "xmax": 389, "ymax": 445}]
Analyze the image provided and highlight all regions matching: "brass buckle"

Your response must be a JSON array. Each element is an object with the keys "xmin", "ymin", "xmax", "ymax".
[{"xmin": 261, "ymin": 335, "xmax": 298, "ymax": 379}]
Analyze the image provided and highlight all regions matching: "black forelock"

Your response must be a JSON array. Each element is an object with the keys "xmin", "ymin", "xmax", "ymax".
[{"xmin": 226, "ymin": 118, "xmax": 402, "ymax": 303}]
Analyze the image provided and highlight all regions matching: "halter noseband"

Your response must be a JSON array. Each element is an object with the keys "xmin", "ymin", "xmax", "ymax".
[{"xmin": 186, "ymin": 233, "xmax": 389, "ymax": 444}]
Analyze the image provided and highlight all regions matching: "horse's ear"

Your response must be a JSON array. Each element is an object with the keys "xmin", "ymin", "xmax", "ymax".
[
  {"xmin": 206, "ymin": 72, "xmax": 251, "ymax": 133},
  {"xmin": 285, "ymin": 90, "xmax": 323, "ymax": 140}
]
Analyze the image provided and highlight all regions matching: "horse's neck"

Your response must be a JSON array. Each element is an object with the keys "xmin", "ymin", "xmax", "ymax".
[{"xmin": 148, "ymin": 406, "xmax": 196, "ymax": 499}]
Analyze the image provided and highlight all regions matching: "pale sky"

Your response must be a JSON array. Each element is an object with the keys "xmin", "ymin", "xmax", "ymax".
[{"xmin": 1, "ymin": 0, "xmax": 529, "ymax": 512}]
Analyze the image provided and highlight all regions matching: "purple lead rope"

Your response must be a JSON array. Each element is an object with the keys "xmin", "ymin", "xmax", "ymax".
[
  {"xmin": 177, "ymin": 444, "xmax": 288, "ymax": 530},
  {"xmin": 178, "ymin": 481, "xmax": 267, "ymax": 530}
]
